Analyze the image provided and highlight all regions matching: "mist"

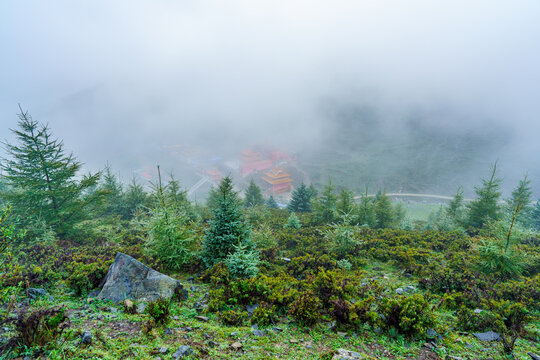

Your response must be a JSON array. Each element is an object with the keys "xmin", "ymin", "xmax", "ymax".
[{"xmin": 1, "ymin": 0, "xmax": 540, "ymax": 197}]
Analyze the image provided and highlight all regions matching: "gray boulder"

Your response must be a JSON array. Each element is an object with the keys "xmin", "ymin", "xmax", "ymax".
[
  {"xmin": 473, "ymin": 331, "xmax": 500, "ymax": 342},
  {"xmin": 97, "ymin": 252, "xmax": 184, "ymax": 304},
  {"xmin": 332, "ymin": 348, "xmax": 364, "ymax": 359},
  {"xmin": 173, "ymin": 345, "xmax": 193, "ymax": 358}
]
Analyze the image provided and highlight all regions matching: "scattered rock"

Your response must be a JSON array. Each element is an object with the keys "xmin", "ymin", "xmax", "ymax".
[
  {"xmin": 207, "ymin": 340, "xmax": 219, "ymax": 348},
  {"xmin": 203, "ymin": 333, "xmax": 211, "ymax": 339},
  {"xmin": 195, "ymin": 315, "xmax": 209, "ymax": 322},
  {"xmin": 164, "ymin": 328, "xmax": 174, "ymax": 335},
  {"xmin": 172, "ymin": 345, "xmax": 193, "ymax": 359},
  {"xmin": 80, "ymin": 330, "xmax": 92, "ymax": 345},
  {"xmin": 473, "ymin": 331, "xmax": 500, "ymax": 342},
  {"xmin": 446, "ymin": 356, "xmax": 463, "ymax": 360},
  {"xmin": 97, "ymin": 252, "xmax": 184, "ymax": 304},
  {"xmin": 474, "ymin": 309, "xmax": 484, "ymax": 314},
  {"xmin": 246, "ymin": 304, "xmax": 259, "ymax": 316},
  {"xmin": 252, "ymin": 329, "xmax": 265, "ymax": 337},
  {"xmin": 423, "ymin": 343, "xmax": 435, "ymax": 350},
  {"xmin": 403, "ymin": 273, "xmax": 412, "ymax": 278},
  {"xmin": 337, "ymin": 331, "xmax": 348, "ymax": 337},
  {"xmin": 187, "ymin": 276, "xmax": 195, "ymax": 283},
  {"xmin": 332, "ymin": 348, "xmax": 364, "ymax": 359},
  {"xmin": 87, "ymin": 290, "xmax": 100, "ymax": 298},
  {"xmin": 159, "ymin": 346, "xmax": 168, "ymax": 354},
  {"xmin": 124, "ymin": 299, "xmax": 135, "ymax": 313},
  {"xmin": 426, "ymin": 329, "xmax": 443, "ymax": 343},
  {"xmin": 528, "ymin": 353, "xmax": 540, "ymax": 360},
  {"xmin": 48, "ymin": 296, "xmax": 54, "ymax": 302},
  {"xmin": 190, "ymin": 286, "xmax": 199, "ymax": 292},
  {"xmin": 137, "ymin": 303, "xmax": 147, "ymax": 314},
  {"xmin": 404, "ymin": 285, "xmax": 415, "ymax": 294},
  {"xmin": 280, "ymin": 257, "xmax": 291, "ymax": 262},
  {"xmin": 173, "ymin": 316, "xmax": 179, "ymax": 320},
  {"xmin": 396, "ymin": 288, "xmax": 404, "ymax": 295},
  {"xmin": 290, "ymin": 338, "xmax": 298, "ymax": 344},
  {"xmin": 27, "ymin": 288, "xmax": 47, "ymax": 300},
  {"xmin": 251, "ymin": 324, "xmax": 259, "ymax": 330},
  {"xmin": 230, "ymin": 331, "xmax": 238, "ymax": 337},
  {"xmin": 230, "ymin": 342, "xmax": 243, "ymax": 351}
]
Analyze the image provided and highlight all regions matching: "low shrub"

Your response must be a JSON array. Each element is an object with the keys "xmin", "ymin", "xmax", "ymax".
[
  {"xmin": 380, "ymin": 294, "xmax": 435, "ymax": 337},
  {"xmin": 220, "ymin": 309, "xmax": 249, "ymax": 326},
  {"xmin": 145, "ymin": 297, "xmax": 170, "ymax": 325},
  {"xmin": 251, "ymin": 303, "xmax": 277, "ymax": 326},
  {"xmin": 288, "ymin": 291, "xmax": 321, "ymax": 327}
]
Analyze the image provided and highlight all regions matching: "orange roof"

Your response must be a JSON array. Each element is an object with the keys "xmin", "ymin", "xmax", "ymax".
[
  {"xmin": 263, "ymin": 167, "xmax": 290, "ymax": 179},
  {"xmin": 262, "ymin": 176, "xmax": 292, "ymax": 185}
]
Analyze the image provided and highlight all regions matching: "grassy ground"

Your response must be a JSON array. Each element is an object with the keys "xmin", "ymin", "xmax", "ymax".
[{"xmin": 2, "ymin": 263, "xmax": 538, "ymax": 360}]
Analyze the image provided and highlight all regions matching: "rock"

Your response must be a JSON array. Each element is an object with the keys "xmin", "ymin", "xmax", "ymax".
[
  {"xmin": 280, "ymin": 257, "xmax": 291, "ymax": 262},
  {"xmin": 172, "ymin": 345, "xmax": 193, "ymax": 359},
  {"xmin": 230, "ymin": 342, "xmax": 243, "ymax": 351},
  {"xmin": 396, "ymin": 288, "xmax": 404, "ymax": 295},
  {"xmin": 187, "ymin": 276, "xmax": 195, "ymax": 283},
  {"xmin": 332, "ymin": 348, "xmax": 364, "ymax": 359},
  {"xmin": 474, "ymin": 309, "xmax": 484, "ymax": 314},
  {"xmin": 189, "ymin": 285, "xmax": 199, "ymax": 292},
  {"xmin": 164, "ymin": 328, "xmax": 174, "ymax": 335},
  {"xmin": 404, "ymin": 285, "xmax": 415, "ymax": 293},
  {"xmin": 27, "ymin": 288, "xmax": 47, "ymax": 300},
  {"xmin": 446, "ymin": 356, "xmax": 463, "ymax": 360},
  {"xmin": 230, "ymin": 331, "xmax": 238, "ymax": 337},
  {"xmin": 423, "ymin": 343, "xmax": 435, "ymax": 350},
  {"xmin": 124, "ymin": 299, "xmax": 135, "ymax": 313},
  {"xmin": 97, "ymin": 252, "xmax": 184, "ymax": 304},
  {"xmin": 159, "ymin": 346, "xmax": 168, "ymax": 354},
  {"xmin": 426, "ymin": 328, "xmax": 443, "ymax": 343},
  {"xmin": 49, "ymin": 296, "xmax": 54, "ymax": 302},
  {"xmin": 137, "ymin": 303, "xmax": 147, "ymax": 314},
  {"xmin": 337, "ymin": 331, "xmax": 348, "ymax": 337},
  {"xmin": 195, "ymin": 315, "xmax": 209, "ymax": 322},
  {"xmin": 403, "ymin": 273, "xmax": 412, "ymax": 278},
  {"xmin": 246, "ymin": 304, "xmax": 259, "ymax": 316},
  {"xmin": 290, "ymin": 338, "xmax": 298, "ymax": 343},
  {"xmin": 252, "ymin": 329, "xmax": 265, "ymax": 337},
  {"xmin": 80, "ymin": 330, "xmax": 92, "ymax": 345},
  {"xmin": 207, "ymin": 340, "xmax": 219, "ymax": 348},
  {"xmin": 251, "ymin": 324, "xmax": 259, "ymax": 330},
  {"xmin": 87, "ymin": 290, "xmax": 100, "ymax": 298},
  {"xmin": 528, "ymin": 353, "xmax": 540, "ymax": 360},
  {"xmin": 473, "ymin": 331, "xmax": 500, "ymax": 342}
]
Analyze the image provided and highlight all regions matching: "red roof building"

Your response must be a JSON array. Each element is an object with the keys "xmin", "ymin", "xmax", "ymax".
[{"xmin": 262, "ymin": 167, "xmax": 293, "ymax": 195}]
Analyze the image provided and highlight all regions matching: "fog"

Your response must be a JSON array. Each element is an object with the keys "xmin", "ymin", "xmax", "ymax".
[{"xmin": 1, "ymin": 1, "xmax": 539, "ymax": 197}]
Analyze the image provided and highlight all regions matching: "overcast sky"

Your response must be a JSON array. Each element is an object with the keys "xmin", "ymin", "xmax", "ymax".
[{"xmin": 1, "ymin": 1, "xmax": 539, "ymax": 193}]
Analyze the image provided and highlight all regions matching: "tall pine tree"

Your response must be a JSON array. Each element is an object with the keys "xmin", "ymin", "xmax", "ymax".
[
  {"xmin": 244, "ymin": 179, "xmax": 264, "ymax": 208},
  {"xmin": 466, "ymin": 164, "xmax": 502, "ymax": 229},
  {"xmin": 201, "ymin": 176, "xmax": 252, "ymax": 267},
  {"xmin": 1, "ymin": 107, "xmax": 100, "ymax": 237},
  {"xmin": 288, "ymin": 183, "xmax": 313, "ymax": 213}
]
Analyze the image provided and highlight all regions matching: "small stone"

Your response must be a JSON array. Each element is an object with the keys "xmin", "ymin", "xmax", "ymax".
[
  {"xmin": 396, "ymin": 288, "xmax": 404, "ymax": 295},
  {"xmin": 203, "ymin": 333, "xmax": 211, "ymax": 339},
  {"xmin": 290, "ymin": 338, "xmax": 298, "ymax": 344},
  {"xmin": 332, "ymin": 348, "xmax": 363, "ymax": 359},
  {"xmin": 252, "ymin": 329, "xmax": 265, "ymax": 337},
  {"xmin": 446, "ymin": 356, "xmax": 463, "ymax": 360},
  {"xmin": 230, "ymin": 331, "xmax": 238, "ymax": 337},
  {"xmin": 373, "ymin": 267, "xmax": 381, "ymax": 271},
  {"xmin": 424, "ymin": 342, "xmax": 435, "ymax": 350},
  {"xmin": 207, "ymin": 340, "xmax": 219, "ymax": 348},
  {"xmin": 280, "ymin": 257, "xmax": 291, "ymax": 262},
  {"xmin": 337, "ymin": 331, "xmax": 347, "ymax": 337},
  {"xmin": 474, "ymin": 309, "xmax": 484, "ymax": 314},
  {"xmin": 246, "ymin": 304, "xmax": 260, "ymax": 316},
  {"xmin": 528, "ymin": 352, "xmax": 540, "ymax": 360},
  {"xmin": 195, "ymin": 315, "xmax": 209, "ymax": 322},
  {"xmin": 172, "ymin": 345, "xmax": 193, "ymax": 359},
  {"xmin": 251, "ymin": 324, "xmax": 259, "ymax": 330},
  {"xmin": 137, "ymin": 303, "xmax": 147, "ymax": 314},
  {"xmin": 49, "ymin": 296, "xmax": 54, "ymax": 302},
  {"xmin": 164, "ymin": 328, "xmax": 174, "ymax": 335},
  {"xmin": 404, "ymin": 285, "xmax": 415, "ymax": 293},
  {"xmin": 187, "ymin": 276, "xmax": 195, "ymax": 283},
  {"xmin": 109, "ymin": 307, "xmax": 118, "ymax": 313},
  {"xmin": 173, "ymin": 316, "xmax": 179, "ymax": 320},
  {"xmin": 27, "ymin": 288, "xmax": 47, "ymax": 300},
  {"xmin": 159, "ymin": 346, "xmax": 168, "ymax": 354},
  {"xmin": 473, "ymin": 331, "xmax": 500, "ymax": 342},
  {"xmin": 230, "ymin": 342, "xmax": 243, "ymax": 351},
  {"xmin": 80, "ymin": 330, "xmax": 92, "ymax": 345}
]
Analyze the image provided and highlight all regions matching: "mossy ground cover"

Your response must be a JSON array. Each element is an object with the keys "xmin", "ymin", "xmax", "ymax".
[{"xmin": 0, "ymin": 210, "xmax": 538, "ymax": 359}]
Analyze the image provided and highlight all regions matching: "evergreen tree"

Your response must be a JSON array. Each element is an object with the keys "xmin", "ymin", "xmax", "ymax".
[
  {"xmin": 244, "ymin": 179, "xmax": 264, "ymax": 208},
  {"xmin": 313, "ymin": 178, "xmax": 338, "ymax": 224},
  {"xmin": 201, "ymin": 176, "xmax": 252, "ymax": 268},
  {"xmin": 284, "ymin": 212, "xmax": 302, "ymax": 229},
  {"xmin": 287, "ymin": 183, "xmax": 313, "ymax": 213},
  {"xmin": 466, "ymin": 164, "xmax": 502, "ymax": 229},
  {"xmin": 446, "ymin": 186, "xmax": 465, "ymax": 224},
  {"xmin": 531, "ymin": 200, "xmax": 540, "ymax": 231},
  {"xmin": 374, "ymin": 190, "xmax": 395, "ymax": 229},
  {"xmin": 122, "ymin": 178, "xmax": 148, "ymax": 219},
  {"xmin": 506, "ymin": 175, "xmax": 532, "ymax": 225},
  {"xmin": 266, "ymin": 195, "xmax": 279, "ymax": 209},
  {"xmin": 357, "ymin": 187, "xmax": 375, "ymax": 227},
  {"xmin": 504, "ymin": 175, "xmax": 532, "ymax": 251},
  {"xmin": 0, "ymin": 107, "xmax": 100, "ymax": 237},
  {"xmin": 337, "ymin": 188, "xmax": 356, "ymax": 216},
  {"xmin": 98, "ymin": 165, "xmax": 124, "ymax": 217},
  {"xmin": 144, "ymin": 167, "xmax": 196, "ymax": 270}
]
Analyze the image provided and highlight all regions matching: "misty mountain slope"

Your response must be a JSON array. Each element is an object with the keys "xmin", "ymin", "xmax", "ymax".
[{"xmin": 303, "ymin": 102, "xmax": 509, "ymax": 195}]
